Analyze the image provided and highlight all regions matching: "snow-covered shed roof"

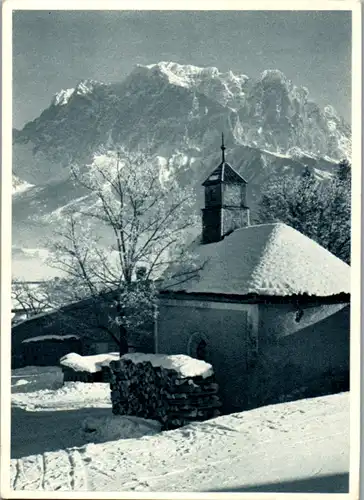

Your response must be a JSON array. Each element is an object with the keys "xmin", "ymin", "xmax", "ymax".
[
  {"xmin": 161, "ymin": 223, "xmax": 350, "ymax": 297},
  {"xmin": 22, "ymin": 334, "xmax": 79, "ymax": 344}
]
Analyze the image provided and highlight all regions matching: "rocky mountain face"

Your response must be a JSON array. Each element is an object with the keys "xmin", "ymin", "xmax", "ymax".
[{"xmin": 12, "ymin": 62, "xmax": 351, "ymax": 278}]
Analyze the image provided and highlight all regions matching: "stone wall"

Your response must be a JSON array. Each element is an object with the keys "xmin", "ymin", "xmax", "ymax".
[
  {"xmin": 109, "ymin": 357, "xmax": 222, "ymax": 430},
  {"xmin": 258, "ymin": 302, "xmax": 347, "ymax": 343},
  {"xmin": 247, "ymin": 304, "xmax": 350, "ymax": 408},
  {"xmin": 156, "ymin": 299, "xmax": 258, "ymax": 413},
  {"xmin": 156, "ymin": 298, "xmax": 349, "ymax": 413}
]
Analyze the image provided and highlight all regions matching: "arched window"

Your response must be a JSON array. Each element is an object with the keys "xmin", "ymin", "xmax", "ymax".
[
  {"xmin": 196, "ymin": 339, "xmax": 207, "ymax": 361},
  {"xmin": 187, "ymin": 333, "xmax": 209, "ymax": 361}
]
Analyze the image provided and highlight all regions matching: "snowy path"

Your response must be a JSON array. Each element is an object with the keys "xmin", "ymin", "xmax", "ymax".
[
  {"xmin": 11, "ymin": 390, "xmax": 349, "ymax": 493},
  {"xmin": 11, "ymin": 407, "xmax": 113, "ymax": 458}
]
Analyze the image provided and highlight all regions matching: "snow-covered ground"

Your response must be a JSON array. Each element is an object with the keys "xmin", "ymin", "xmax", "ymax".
[
  {"xmin": 9, "ymin": 366, "xmax": 350, "ymax": 493},
  {"xmin": 11, "ymin": 366, "xmax": 111, "ymax": 411}
]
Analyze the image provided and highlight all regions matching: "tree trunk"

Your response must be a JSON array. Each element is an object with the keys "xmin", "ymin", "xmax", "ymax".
[
  {"xmin": 119, "ymin": 324, "xmax": 129, "ymax": 356},
  {"xmin": 116, "ymin": 301, "xmax": 129, "ymax": 356}
]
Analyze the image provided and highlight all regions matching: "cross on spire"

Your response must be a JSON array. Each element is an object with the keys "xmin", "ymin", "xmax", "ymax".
[{"xmin": 221, "ymin": 132, "xmax": 226, "ymax": 163}]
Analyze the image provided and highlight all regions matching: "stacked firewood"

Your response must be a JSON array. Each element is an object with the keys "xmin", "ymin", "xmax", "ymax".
[{"xmin": 109, "ymin": 358, "xmax": 222, "ymax": 430}]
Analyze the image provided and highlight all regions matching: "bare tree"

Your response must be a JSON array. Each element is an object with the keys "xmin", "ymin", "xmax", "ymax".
[
  {"xmin": 11, "ymin": 277, "xmax": 87, "ymax": 322},
  {"xmin": 47, "ymin": 148, "xmax": 200, "ymax": 354},
  {"xmin": 11, "ymin": 280, "xmax": 49, "ymax": 320}
]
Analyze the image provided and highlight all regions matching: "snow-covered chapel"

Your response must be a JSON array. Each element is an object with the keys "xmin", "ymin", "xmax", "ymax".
[{"xmin": 156, "ymin": 136, "xmax": 350, "ymax": 413}]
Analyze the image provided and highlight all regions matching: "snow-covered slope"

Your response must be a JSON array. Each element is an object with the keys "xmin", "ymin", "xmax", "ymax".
[
  {"xmin": 12, "ymin": 62, "xmax": 351, "ymax": 276},
  {"xmin": 9, "ymin": 365, "xmax": 350, "ymax": 493},
  {"xmin": 10, "ymin": 377, "xmax": 349, "ymax": 493}
]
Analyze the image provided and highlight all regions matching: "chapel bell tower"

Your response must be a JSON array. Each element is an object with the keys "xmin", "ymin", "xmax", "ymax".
[{"xmin": 202, "ymin": 134, "xmax": 249, "ymax": 244}]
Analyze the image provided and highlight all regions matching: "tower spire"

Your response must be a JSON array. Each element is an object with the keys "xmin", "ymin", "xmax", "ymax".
[{"xmin": 221, "ymin": 132, "xmax": 226, "ymax": 163}]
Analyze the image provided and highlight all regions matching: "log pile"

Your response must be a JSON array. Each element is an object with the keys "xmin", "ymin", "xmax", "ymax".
[{"xmin": 109, "ymin": 357, "xmax": 222, "ymax": 430}]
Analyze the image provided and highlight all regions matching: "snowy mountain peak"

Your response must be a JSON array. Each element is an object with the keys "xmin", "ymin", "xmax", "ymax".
[
  {"xmin": 51, "ymin": 79, "xmax": 106, "ymax": 107},
  {"xmin": 14, "ymin": 60, "xmax": 351, "ymax": 191},
  {"xmin": 138, "ymin": 61, "xmax": 250, "ymax": 90},
  {"xmin": 145, "ymin": 61, "xmax": 219, "ymax": 79},
  {"xmin": 52, "ymin": 88, "xmax": 75, "ymax": 106},
  {"xmin": 74, "ymin": 79, "xmax": 105, "ymax": 95}
]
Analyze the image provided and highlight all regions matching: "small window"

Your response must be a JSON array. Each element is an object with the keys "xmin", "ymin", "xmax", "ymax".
[{"xmin": 205, "ymin": 185, "xmax": 220, "ymax": 205}]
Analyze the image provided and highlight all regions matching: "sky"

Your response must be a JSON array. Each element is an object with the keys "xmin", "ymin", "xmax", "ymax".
[{"xmin": 13, "ymin": 10, "xmax": 352, "ymax": 129}]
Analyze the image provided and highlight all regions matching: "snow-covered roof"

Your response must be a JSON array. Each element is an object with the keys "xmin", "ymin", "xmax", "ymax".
[
  {"xmin": 122, "ymin": 353, "xmax": 213, "ymax": 379},
  {"xmin": 22, "ymin": 335, "xmax": 79, "ymax": 344},
  {"xmin": 162, "ymin": 223, "xmax": 350, "ymax": 297},
  {"xmin": 11, "ymin": 309, "xmax": 59, "ymax": 328}
]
